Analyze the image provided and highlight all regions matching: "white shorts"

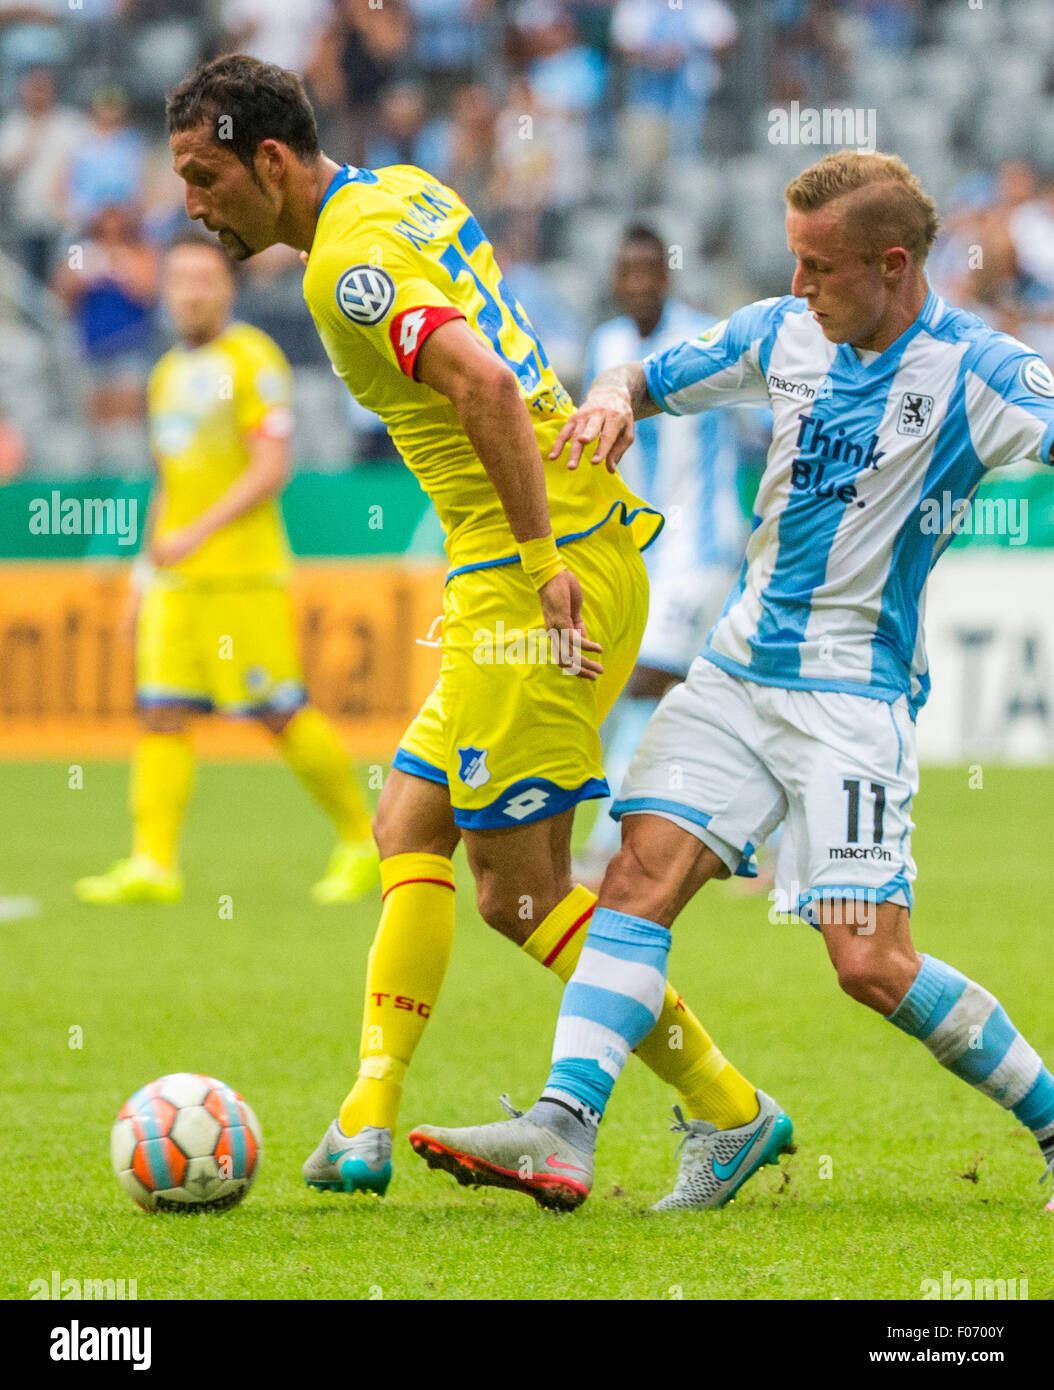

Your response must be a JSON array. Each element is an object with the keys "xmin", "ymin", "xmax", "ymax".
[
  {"xmin": 638, "ymin": 564, "xmax": 737, "ymax": 678},
  {"xmin": 612, "ymin": 657, "xmax": 918, "ymax": 927}
]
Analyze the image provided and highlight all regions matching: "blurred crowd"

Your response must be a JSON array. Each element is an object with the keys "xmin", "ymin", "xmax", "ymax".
[
  {"xmin": 927, "ymin": 159, "xmax": 1054, "ymax": 366},
  {"xmin": 0, "ymin": 0, "xmax": 1050, "ymax": 476}
]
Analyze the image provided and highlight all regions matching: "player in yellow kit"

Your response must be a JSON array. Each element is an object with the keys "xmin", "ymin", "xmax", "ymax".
[
  {"xmin": 75, "ymin": 232, "xmax": 378, "ymax": 906},
  {"xmin": 166, "ymin": 55, "xmax": 767, "ymax": 1201}
]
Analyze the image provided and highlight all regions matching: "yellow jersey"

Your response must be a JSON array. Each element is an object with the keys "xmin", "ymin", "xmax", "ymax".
[
  {"xmin": 302, "ymin": 164, "xmax": 662, "ymax": 576},
  {"xmin": 148, "ymin": 321, "xmax": 293, "ymax": 583}
]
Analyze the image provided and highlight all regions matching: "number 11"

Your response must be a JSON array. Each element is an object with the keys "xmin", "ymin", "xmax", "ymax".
[{"xmin": 842, "ymin": 778, "xmax": 886, "ymax": 844}]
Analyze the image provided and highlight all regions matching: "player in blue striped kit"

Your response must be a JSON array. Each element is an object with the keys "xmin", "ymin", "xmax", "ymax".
[
  {"xmin": 574, "ymin": 225, "xmax": 763, "ymax": 887},
  {"xmin": 410, "ymin": 151, "xmax": 1054, "ymax": 1214}
]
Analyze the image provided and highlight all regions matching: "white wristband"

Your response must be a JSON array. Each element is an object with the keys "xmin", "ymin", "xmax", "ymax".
[{"xmin": 130, "ymin": 555, "xmax": 155, "ymax": 591}]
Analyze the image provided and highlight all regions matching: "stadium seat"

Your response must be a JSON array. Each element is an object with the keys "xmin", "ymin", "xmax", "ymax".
[
  {"xmin": 644, "ymin": 207, "xmax": 705, "ymax": 264},
  {"xmin": 565, "ymin": 208, "xmax": 632, "ymax": 277},
  {"xmin": 976, "ymin": 94, "xmax": 1050, "ymax": 164},
  {"xmin": 888, "ymin": 100, "xmax": 954, "ymax": 155},
  {"xmin": 850, "ymin": 53, "xmax": 906, "ymax": 109},
  {"xmin": 1007, "ymin": 0, "xmax": 1054, "ymax": 50},
  {"xmin": 726, "ymin": 159, "xmax": 796, "ymax": 292},
  {"xmin": 31, "ymin": 420, "xmax": 93, "ymax": 480},
  {"xmin": 291, "ymin": 369, "xmax": 357, "ymax": 472},
  {"xmin": 542, "ymin": 260, "xmax": 601, "ymax": 325},
  {"xmin": 125, "ymin": 23, "xmax": 202, "ymax": 104},
  {"xmin": 939, "ymin": 3, "xmax": 1008, "ymax": 49},
  {"xmin": 678, "ymin": 258, "xmax": 751, "ymax": 318},
  {"xmin": 977, "ymin": 46, "xmax": 1047, "ymax": 98},
  {"xmin": 910, "ymin": 48, "xmax": 974, "ymax": 113},
  {"xmin": 661, "ymin": 161, "xmax": 731, "ymax": 246}
]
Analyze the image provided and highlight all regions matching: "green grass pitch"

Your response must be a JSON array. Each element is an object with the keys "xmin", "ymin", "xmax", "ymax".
[{"xmin": 1, "ymin": 759, "xmax": 1051, "ymax": 1300}]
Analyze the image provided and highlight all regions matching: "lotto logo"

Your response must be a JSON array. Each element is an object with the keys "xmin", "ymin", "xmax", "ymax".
[
  {"xmin": 389, "ymin": 304, "xmax": 462, "ymax": 374},
  {"xmin": 398, "ymin": 309, "xmax": 427, "ymax": 355},
  {"xmin": 335, "ymin": 265, "xmax": 396, "ymax": 324},
  {"xmin": 502, "ymin": 788, "xmax": 550, "ymax": 821}
]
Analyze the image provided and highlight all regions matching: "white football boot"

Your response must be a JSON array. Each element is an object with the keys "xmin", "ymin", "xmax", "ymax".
[
  {"xmin": 302, "ymin": 1119, "xmax": 392, "ymax": 1195},
  {"xmin": 651, "ymin": 1091, "xmax": 794, "ymax": 1211}
]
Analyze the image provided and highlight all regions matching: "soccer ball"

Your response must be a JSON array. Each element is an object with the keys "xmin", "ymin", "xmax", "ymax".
[{"xmin": 111, "ymin": 1073, "xmax": 262, "ymax": 1213}]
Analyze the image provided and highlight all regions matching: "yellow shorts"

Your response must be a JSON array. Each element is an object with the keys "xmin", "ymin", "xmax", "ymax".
[
  {"xmin": 136, "ymin": 580, "xmax": 307, "ymax": 717},
  {"xmin": 394, "ymin": 519, "xmax": 649, "ymax": 828}
]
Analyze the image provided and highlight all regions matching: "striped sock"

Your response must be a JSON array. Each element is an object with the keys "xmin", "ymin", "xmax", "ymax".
[
  {"xmin": 539, "ymin": 906, "xmax": 671, "ymax": 1123},
  {"xmin": 522, "ymin": 888, "xmax": 759, "ymax": 1127},
  {"xmin": 887, "ymin": 955, "xmax": 1054, "ymax": 1156}
]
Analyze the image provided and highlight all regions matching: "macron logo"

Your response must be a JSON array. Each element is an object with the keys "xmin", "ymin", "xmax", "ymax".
[{"xmin": 767, "ymin": 373, "xmax": 816, "ymax": 400}]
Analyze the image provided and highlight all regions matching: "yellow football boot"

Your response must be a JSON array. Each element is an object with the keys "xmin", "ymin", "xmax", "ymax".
[
  {"xmin": 310, "ymin": 839, "xmax": 381, "ymax": 905},
  {"xmin": 74, "ymin": 856, "xmax": 183, "ymax": 905}
]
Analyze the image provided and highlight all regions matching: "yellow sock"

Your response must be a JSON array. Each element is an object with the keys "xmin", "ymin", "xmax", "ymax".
[
  {"xmin": 278, "ymin": 706, "xmax": 372, "ymax": 843},
  {"xmin": 636, "ymin": 986, "xmax": 759, "ymax": 1129},
  {"xmin": 522, "ymin": 886, "xmax": 759, "ymax": 1129},
  {"xmin": 130, "ymin": 732, "xmax": 194, "ymax": 871},
  {"xmin": 339, "ymin": 852, "xmax": 456, "ymax": 1136}
]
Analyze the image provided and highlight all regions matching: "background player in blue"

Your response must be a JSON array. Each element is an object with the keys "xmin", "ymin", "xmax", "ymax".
[
  {"xmin": 575, "ymin": 225, "xmax": 761, "ymax": 887},
  {"xmin": 410, "ymin": 151, "xmax": 1054, "ymax": 1214}
]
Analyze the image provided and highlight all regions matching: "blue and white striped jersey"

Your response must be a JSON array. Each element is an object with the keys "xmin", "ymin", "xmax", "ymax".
[
  {"xmin": 587, "ymin": 300, "xmax": 748, "ymax": 573},
  {"xmin": 643, "ymin": 289, "xmax": 1054, "ymax": 713}
]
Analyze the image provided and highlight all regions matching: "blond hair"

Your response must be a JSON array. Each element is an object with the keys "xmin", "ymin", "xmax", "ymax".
[{"xmin": 785, "ymin": 151, "xmax": 941, "ymax": 264}]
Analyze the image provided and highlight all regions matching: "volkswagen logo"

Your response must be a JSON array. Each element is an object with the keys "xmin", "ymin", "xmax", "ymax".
[{"xmin": 335, "ymin": 265, "xmax": 396, "ymax": 325}]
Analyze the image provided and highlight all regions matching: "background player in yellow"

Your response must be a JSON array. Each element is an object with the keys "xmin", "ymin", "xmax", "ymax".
[
  {"xmin": 75, "ymin": 232, "xmax": 378, "ymax": 907},
  {"xmin": 166, "ymin": 55, "xmax": 776, "ymax": 1205}
]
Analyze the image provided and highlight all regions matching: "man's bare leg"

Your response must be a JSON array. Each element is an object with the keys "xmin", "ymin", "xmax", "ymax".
[
  {"xmin": 820, "ymin": 896, "xmax": 1054, "ymax": 1197},
  {"xmin": 409, "ymin": 814, "xmax": 793, "ymax": 1209}
]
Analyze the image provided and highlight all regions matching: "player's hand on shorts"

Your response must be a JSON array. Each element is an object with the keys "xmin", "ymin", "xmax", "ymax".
[
  {"xmin": 549, "ymin": 386, "xmax": 634, "ymax": 473},
  {"xmin": 539, "ymin": 569, "xmax": 603, "ymax": 680},
  {"xmin": 150, "ymin": 524, "xmax": 205, "ymax": 567}
]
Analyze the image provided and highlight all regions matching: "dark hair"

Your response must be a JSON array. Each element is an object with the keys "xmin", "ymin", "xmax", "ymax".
[
  {"xmin": 166, "ymin": 54, "xmax": 320, "ymax": 171},
  {"xmin": 620, "ymin": 224, "xmax": 667, "ymax": 259}
]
